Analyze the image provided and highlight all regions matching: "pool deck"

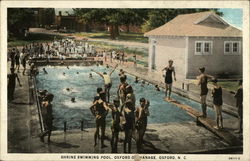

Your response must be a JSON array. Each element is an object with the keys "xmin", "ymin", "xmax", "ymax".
[{"xmin": 6, "ymin": 61, "xmax": 243, "ymax": 154}]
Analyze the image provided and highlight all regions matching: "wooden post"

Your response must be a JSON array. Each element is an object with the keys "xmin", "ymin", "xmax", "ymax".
[
  {"xmin": 81, "ymin": 120, "xmax": 84, "ymax": 131},
  {"xmin": 182, "ymin": 83, "xmax": 184, "ymax": 90},
  {"xmin": 64, "ymin": 121, "xmax": 67, "ymax": 132}
]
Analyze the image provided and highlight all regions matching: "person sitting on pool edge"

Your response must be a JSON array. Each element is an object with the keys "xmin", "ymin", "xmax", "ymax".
[{"xmin": 91, "ymin": 64, "xmax": 118, "ymax": 103}]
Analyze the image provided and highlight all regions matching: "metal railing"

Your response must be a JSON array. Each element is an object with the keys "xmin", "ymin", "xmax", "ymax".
[{"xmin": 32, "ymin": 77, "xmax": 45, "ymax": 132}]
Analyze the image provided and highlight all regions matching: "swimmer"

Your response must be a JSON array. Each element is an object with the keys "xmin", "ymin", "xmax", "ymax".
[
  {"xmin": 67, "ymin": 66, "xmax": 69, "ymax": 69},
  {"xmin": 155, "ymin": 85, "xmax": 160, "ymax": 91},
  {"xmin": 106, "ymin": 64, "xmax": 109, "ymax": 68},
  {"xmin": 91, "ymin": 64, "xmax": 118, "ymax": 103},
  {"xmin": 63, "ymin": 72, "xmax": 65, "ymax": 76},
  {"xmin": 141, "ymin": 80, "xmax": 145, "ymax": 87},
  {"xmin": 76, "ymin": 72, "xmax": 79, "ymax": 74},
  {"xmin": 135, "ymin": 76, "xmax": 139, "ymax": 83},
  {"xmin": 71, "ymin": 97, "xmax": 76, "ymax": 102},
  {"xmin": 89, "ymin": 73, "xmax": 93, "ymax": 78},
  {"xmin": 43, "ymin": 68, "xmax": 48, "ymax": 74}
]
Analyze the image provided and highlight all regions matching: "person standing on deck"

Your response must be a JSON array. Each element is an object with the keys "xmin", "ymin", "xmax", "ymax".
[
  {"xmin": 117, "ymin": 75, "xmax": 129, "ymax": 105},
  {"xmin": 40, "ymin": 93, "xmax": 54, "ymax": 143},
  {"xmin": 211, "ymin": 78, "xmax": 223, "ymax": 129},
  {"xmin": 135, "ymin": 98, "xmax": 150, "ymax": 153},
  {"xmin": 196, "ymin": 67, "xmax": 214, "ymax": 118},
  {"xmin": 133, "ymin": 54, "xmax": 137, "ymax": 67},
  {"xmin": 10, "ymin": 48, "xmax": 16, "ymax": 68},
  {"xmin": 122, "ymin": 101, "xmax": 134, "ymax": 153},
  {"xmin": 234, "ymin": 79, "xmax": 243, "ymax": 133},
  {"xmin": 15, "ymin": 49, "xmax": 20, "ymax": 73},
  {"xmin": 162, "ymin": 60, "xmax": 176, "ymax": 100},
  {"xmin": 90, "ymin": 92, "xmax": 110, "ymax": 148},
  {"xmin": 110, "ymin": 98, "xmax": 121, "ymax": 153},
  {"xmin": 7, "ymin": 67, "xmax": 22, "ymax": 101},
  {"xmin": 91, "ymin": 64, "xmax": 118, "ymax": 103}
]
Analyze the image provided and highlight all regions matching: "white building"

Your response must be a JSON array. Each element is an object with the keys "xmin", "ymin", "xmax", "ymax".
[{"xmin": 144, "ymin": 11, "xmax": 242, "ymax": 80}]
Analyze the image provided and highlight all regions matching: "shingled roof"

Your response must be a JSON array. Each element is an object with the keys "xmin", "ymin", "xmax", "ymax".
[{"xmin": 144, "ymin": 11, "xmax": 242, "ymax": 37}]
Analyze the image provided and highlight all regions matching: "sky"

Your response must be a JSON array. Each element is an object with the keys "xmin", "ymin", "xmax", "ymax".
[
  {"xmin": 218, "ymin": 8, "xmax": 242, "ymax": 29},
  {"xmin": 55, "ymin": 8, "xmax": 243, "ymax": 29}
]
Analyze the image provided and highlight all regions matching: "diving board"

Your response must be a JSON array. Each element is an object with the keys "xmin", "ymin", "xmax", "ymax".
[{"xmin": 165, "ymin": 98, "xmax": 242, "ymax": 146}]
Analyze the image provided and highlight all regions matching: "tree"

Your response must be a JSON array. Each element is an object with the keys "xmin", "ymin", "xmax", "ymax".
[{"xmin": 8, "ymin": 8, "xmax": 35, "ymax": 38}]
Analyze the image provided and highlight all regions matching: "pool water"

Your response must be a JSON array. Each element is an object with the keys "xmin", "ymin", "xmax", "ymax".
[{"xmin": 36, "ymin": 65, "xmax": 231, "ymax": 130}]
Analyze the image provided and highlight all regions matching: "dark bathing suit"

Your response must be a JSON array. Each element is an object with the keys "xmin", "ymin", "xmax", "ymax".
[
  {"xmin": 213, "ymin": 87, "xmax": 223, "ymax": 106},
  {"xmin": 200, "ymin": 76, "xmax": 208, "ymax": 96},
  {"xmin": 95, "ymin": 101, "xmax": 106, "ymax": 126},
  {"xmin": 165, "ymin": 67, "xmax": 173, "ymax": 84}
]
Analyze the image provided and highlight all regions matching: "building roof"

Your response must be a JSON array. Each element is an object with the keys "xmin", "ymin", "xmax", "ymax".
[{"xmin": 144, "ymin": 11, "xmax": 242, "ymax": 37}]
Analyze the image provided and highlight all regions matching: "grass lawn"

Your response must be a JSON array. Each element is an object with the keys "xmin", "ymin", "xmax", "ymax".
[
  {"xmin": 74, "ymin": 31, "xmax": 148, "ymax": 43},
  {"xmin": 217, "ymin": 81, "xmax": 239, "ymax": 91},
  {"xmin": 87, "ymin": 40, "xmax": 148, "ymax": 57}
]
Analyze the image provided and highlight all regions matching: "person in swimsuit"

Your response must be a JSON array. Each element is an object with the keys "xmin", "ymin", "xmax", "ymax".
[
  {"xmin": 122, "ymin": 101, "xmax": 134, "ymax": 153},
  {"xmin": 234, "ymin": 80, "xmax": 243, "ymax": 133},
  {"xmin": 91, "ymin": 64, "xmax": 118, "ymax": 103},
  {"xmin": 15, "ymin": 50, "xmax": 20, "ymax": 72},
  {"xmin": 110, "ymin": 99, "xmax": 121, "ymax": 153},
  {"xmin": 211, "ymin": 78, "xmax": 223, "ymax": 129},
  {"xmin": 7, "ymin": 67, "xmax": 22, "ymax": 101},
  {"xmin": 117, "ymin": 76, "xmax": 128, "ymax": 105},
  {"xmin": 43, "ymin": 68, "xmax": 48, "ymax": 74},
  {"xmin": 162, "ymin": 60, "xmax": 176, "ymax": 100},
  {"xmin": 90, "ymin": 92, "xmax": 110, "ymax": 148},
  {"xmin": 135, "ymin": 98, "xmax": 150, "ymax": 153},
  {"xmin": 40, "ymin": 93, "xmax": 54, "ymax": 143},
  {"xmin": 196, "ymin": 67, "xmax": 214, "ymax": 118}
]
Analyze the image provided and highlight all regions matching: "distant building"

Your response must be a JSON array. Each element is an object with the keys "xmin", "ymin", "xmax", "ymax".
[
  {"xmin": 144, "ymin": 11, "xmax": 242, "ymax": 80},
  {"xmin": 32, "ymin": 8, "xmax": 55, "ymax": 28}
]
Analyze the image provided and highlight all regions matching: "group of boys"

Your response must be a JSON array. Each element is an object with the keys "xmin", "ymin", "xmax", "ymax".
[
  {"xmin": 90, "ymin": 68, "xmax": 150, "ymax": 153},
  {"xmin": 163, "ymin": 60, "xmax": 243, "ymax": 133}
]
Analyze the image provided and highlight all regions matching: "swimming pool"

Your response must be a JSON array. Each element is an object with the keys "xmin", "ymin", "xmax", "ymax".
[{"xmin": 35, "ymin": 65, "xmax": 231, "ymax": 130}]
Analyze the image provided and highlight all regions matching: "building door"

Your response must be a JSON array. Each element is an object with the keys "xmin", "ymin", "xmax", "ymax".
[{"xmin": 151, "ymin": 45, "xmax": 156, "ymax": 70}]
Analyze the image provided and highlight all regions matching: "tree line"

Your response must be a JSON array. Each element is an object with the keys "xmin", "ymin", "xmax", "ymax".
[
  {"xmin": 74, "ymin": 8, "xmax": 222, "ymax": 39},
  {"xmin": 8, "ymin": 8, "xmax": 222, "ymax": 40}
]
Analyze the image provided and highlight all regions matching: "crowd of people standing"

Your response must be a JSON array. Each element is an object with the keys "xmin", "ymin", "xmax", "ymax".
[{"xmin": 90, "ymin": 65, "xmax": 150, "ymax": 153}]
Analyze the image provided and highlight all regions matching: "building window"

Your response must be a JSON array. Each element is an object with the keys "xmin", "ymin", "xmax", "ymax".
[
  {"xmin": 204, "ymin": 42, "xmax": 211, "ymax": 53},
  {"xmin": 225, "ymin": 43, "xmax": 230, "ymax": 53},
  {"xmin": 233, "ymin": 42, "xmax": 239, "ymax": 53},
  {"xmin": 195, "ymin": 41, "xmax": 213, "ymax": 55},
  {"xmin": 196, "ymin": 42, "xmax": 202, "ymax": 53},
  {"xmin": 224, "ymin": 41, "xmax": 240, "ymax": 55}
]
